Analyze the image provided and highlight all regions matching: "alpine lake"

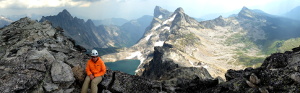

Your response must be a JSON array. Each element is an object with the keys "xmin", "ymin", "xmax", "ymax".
[{"xmin": 105, "ymin": 60, "xmax": 140, "ymax": 75}]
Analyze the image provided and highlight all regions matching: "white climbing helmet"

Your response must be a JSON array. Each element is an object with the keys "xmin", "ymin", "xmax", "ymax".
[{"xmin": 91, "ymin": 49, "xmax": 98, "ymax": 56}]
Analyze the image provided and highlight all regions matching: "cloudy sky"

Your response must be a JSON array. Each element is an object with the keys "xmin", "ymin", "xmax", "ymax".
[{"xmin": 0, "ymin": 0, "xmax": 300, "ymax": 20}]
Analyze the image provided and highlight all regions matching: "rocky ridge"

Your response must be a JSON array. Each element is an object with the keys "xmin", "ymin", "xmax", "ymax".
[
  {"xmin": 40, "ymin": 9, "xmax": 153, "ymax": 49},
  {"xmin": 40, "ymin": 9, "xmax": 132, "ymax": 49}
]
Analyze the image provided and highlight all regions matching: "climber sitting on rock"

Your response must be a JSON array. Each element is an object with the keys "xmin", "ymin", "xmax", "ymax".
[{"xmin": 81, "ymin": 49, "xmax": 106, "ymax": 93}]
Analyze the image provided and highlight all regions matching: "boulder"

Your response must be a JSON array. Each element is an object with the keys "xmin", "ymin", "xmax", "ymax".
[
  {"xmin": 53, "ymin": 52, "xmax": 67, "ymax": 62},
  {"xmin": 26, "ymin": 49, "xmax": 56, "ymax": 68},
  {"xmin": 290, "ymin": 72, "xmax": 300, "ymax": 83},
  {"xmin": 72, "ymin": 65, "xmax": 85, "ymax": 82},
  {"xmin": 99, "ymin": 70, "xmax": 161, "ymax": 93},
  {"xmin": 51, "ymin": 61, "xmax": 75, "ymax": 88},
  {"xmin": 205, "ymin": 47, "xmax": 300, "ymax": 93},
  {"xmin": 43, "ymin": 83, "xmax": 59, "ymax": 92}
]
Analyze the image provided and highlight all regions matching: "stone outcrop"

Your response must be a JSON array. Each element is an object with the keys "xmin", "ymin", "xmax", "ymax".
[
  {"xmin": 142, "ymin": 47, "xmax": 212, "ymax": 80},
  {"xmin": 204, "ymin": 47, "xmax": 300, "ymax": 93},
  {"xmin": 0, "ymin": 17, "xmax": 89, "ymax": 92},
  {"xmin": 51, "ymin": 61, "xmax": 75, "ymax": 88},
  {"xmin": 99, "ymin": 69, "xmax": 219, "ymax": 93}
]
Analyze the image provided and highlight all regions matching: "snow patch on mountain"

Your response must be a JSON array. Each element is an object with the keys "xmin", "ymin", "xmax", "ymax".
[
  {"xmin": 154, "ymin": 41, "xmax": 164, "ymax": 46},
  {"xmin": 162, "ymin": 26, "xmax": 170, "ymax": 32},
  {"xmin": 145, "ymin": 33, "xmax": 153, "ymax": 40},
  {"xmin": 152, "ymin": 24, "xmax": 161, "ymax": 30},
  {"xmin": 126, "ymin": 51, "xmax": 142, "ymax": 59},
  {"xmin": 158, "ymin": 15, "xmax": 163, "ymax": 19},
  {"xmin": 162, "ymin": 14, "xmax": 177, "ymax": 25},
  {"xmin": 0, "ymin": 16, "xmax": 13, "ymax": 22}
]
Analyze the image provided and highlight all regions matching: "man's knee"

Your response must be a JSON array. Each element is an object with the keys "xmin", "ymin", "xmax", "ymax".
[
  {"xmin": 91, "ymin": 77, "xmax": 102, "ymax": 85},
  {"xmin": 84, "ymin": 76, "xmax": 90, "ymax": 81},
  {"xmin": 91, "ymin": 81, "xmax": 97, "ymax": 85}
]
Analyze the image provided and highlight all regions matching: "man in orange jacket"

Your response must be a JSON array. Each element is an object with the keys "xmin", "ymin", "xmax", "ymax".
[{"xmin": 81, "ymin": 49, "xmax": 106, "ymax": 93}]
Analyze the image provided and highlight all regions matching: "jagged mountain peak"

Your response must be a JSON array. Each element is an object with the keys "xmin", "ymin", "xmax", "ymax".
[
  {"xmin": 86, "ymin": 19, "xmax": 95, "ymax": 26},
  {"xmin": 174, "ymin": 7, "xmax": 184, "ymax": 13},
  {"xmin": 241, "ymin": 6, "xmax": 250, "ymax": 11},
  {"xmin": 217, "ymin": 15, "xmax": 223, "ymax": 19},
  {"xmin": 154, "ymin": 6, "xmax": 172, "ymax": 19},
  {"xmin": 57, "ymin": 9, "xmax": 73, "ymax": 19},
  {"xmin": 171, "ymin": 7, "xmax": 200, "ymax": 28},
  {"xmin": 238, "ymin": 6, "xmax": 255, "ymax": 18},
  {"xmin": 237, "ymin": 6, "xmax": 271, "ymax": 19}
]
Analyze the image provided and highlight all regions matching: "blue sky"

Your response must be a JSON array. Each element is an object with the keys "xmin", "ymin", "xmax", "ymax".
[{"xmin": 0, "ymin": 0, "xmax": 299, "ymax": 20}]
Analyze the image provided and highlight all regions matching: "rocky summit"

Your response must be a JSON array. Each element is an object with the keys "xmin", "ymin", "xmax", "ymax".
[{"xmin": 0, "ymin": 17, "xmax": 89, "ymax": 92}]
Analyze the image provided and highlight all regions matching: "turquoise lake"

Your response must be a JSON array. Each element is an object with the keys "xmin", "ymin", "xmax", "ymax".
[{"xmin": 105, "ymin": 60, "xmax": 140, "ymax": 75}]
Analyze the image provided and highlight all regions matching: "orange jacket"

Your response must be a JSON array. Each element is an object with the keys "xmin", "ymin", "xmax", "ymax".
[{"xmin": 85, "ymin": 57, "xmax": 106, "ymax": 77}]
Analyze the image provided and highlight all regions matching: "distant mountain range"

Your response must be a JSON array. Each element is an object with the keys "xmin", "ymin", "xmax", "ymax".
[
  {"xmin": 0, "ymin": 16, "xmax": 13, "ymax": 28},
  {"xmin": 121, "ymin": 15, "xmax": 153, "ymax": 44},
  {"xmin": 40, "ymin": 10, "xmax": 110, "ymax": 49},
  {"xmin": 284, "ymin": 6, "xmax": 300, "ymax": 21},
  {"xmin": 200, "ymin": 10, "xmax": 240, "ymax": 20},
  {"xmin": 92, "ymin": 18, "xmax": 128, "ymax": 26},
  {"xmin": 39, "ymin": 9, "xmax": 152, "ymax": 50},
  {"xmin": 101, "ymin": 6, "xmax": 300, "ymax": 80},
  {"xmin": 2, "ymin": 5, "xmax": 300, "ymax": 80}
]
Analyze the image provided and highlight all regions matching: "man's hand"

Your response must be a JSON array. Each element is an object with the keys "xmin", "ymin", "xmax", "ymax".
[{"xmin": 89, "ymin": 74, "xmax": 95, "ymax": 80}]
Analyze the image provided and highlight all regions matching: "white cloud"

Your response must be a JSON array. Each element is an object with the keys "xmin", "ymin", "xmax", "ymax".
[
  {"xmin": 0, "ymin": 0, "xmax": 92, "ymax": 8},
  {"xmin": 0, "ymin": 0, "xmax": 300, "ymax": 20},
  {"xmin": 0, "ymin": 0, "xmax": 14, "ymax": 8},
  {"xmin": 89, "ymin": 0, "xmax": 293, "ymax": 19}
]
